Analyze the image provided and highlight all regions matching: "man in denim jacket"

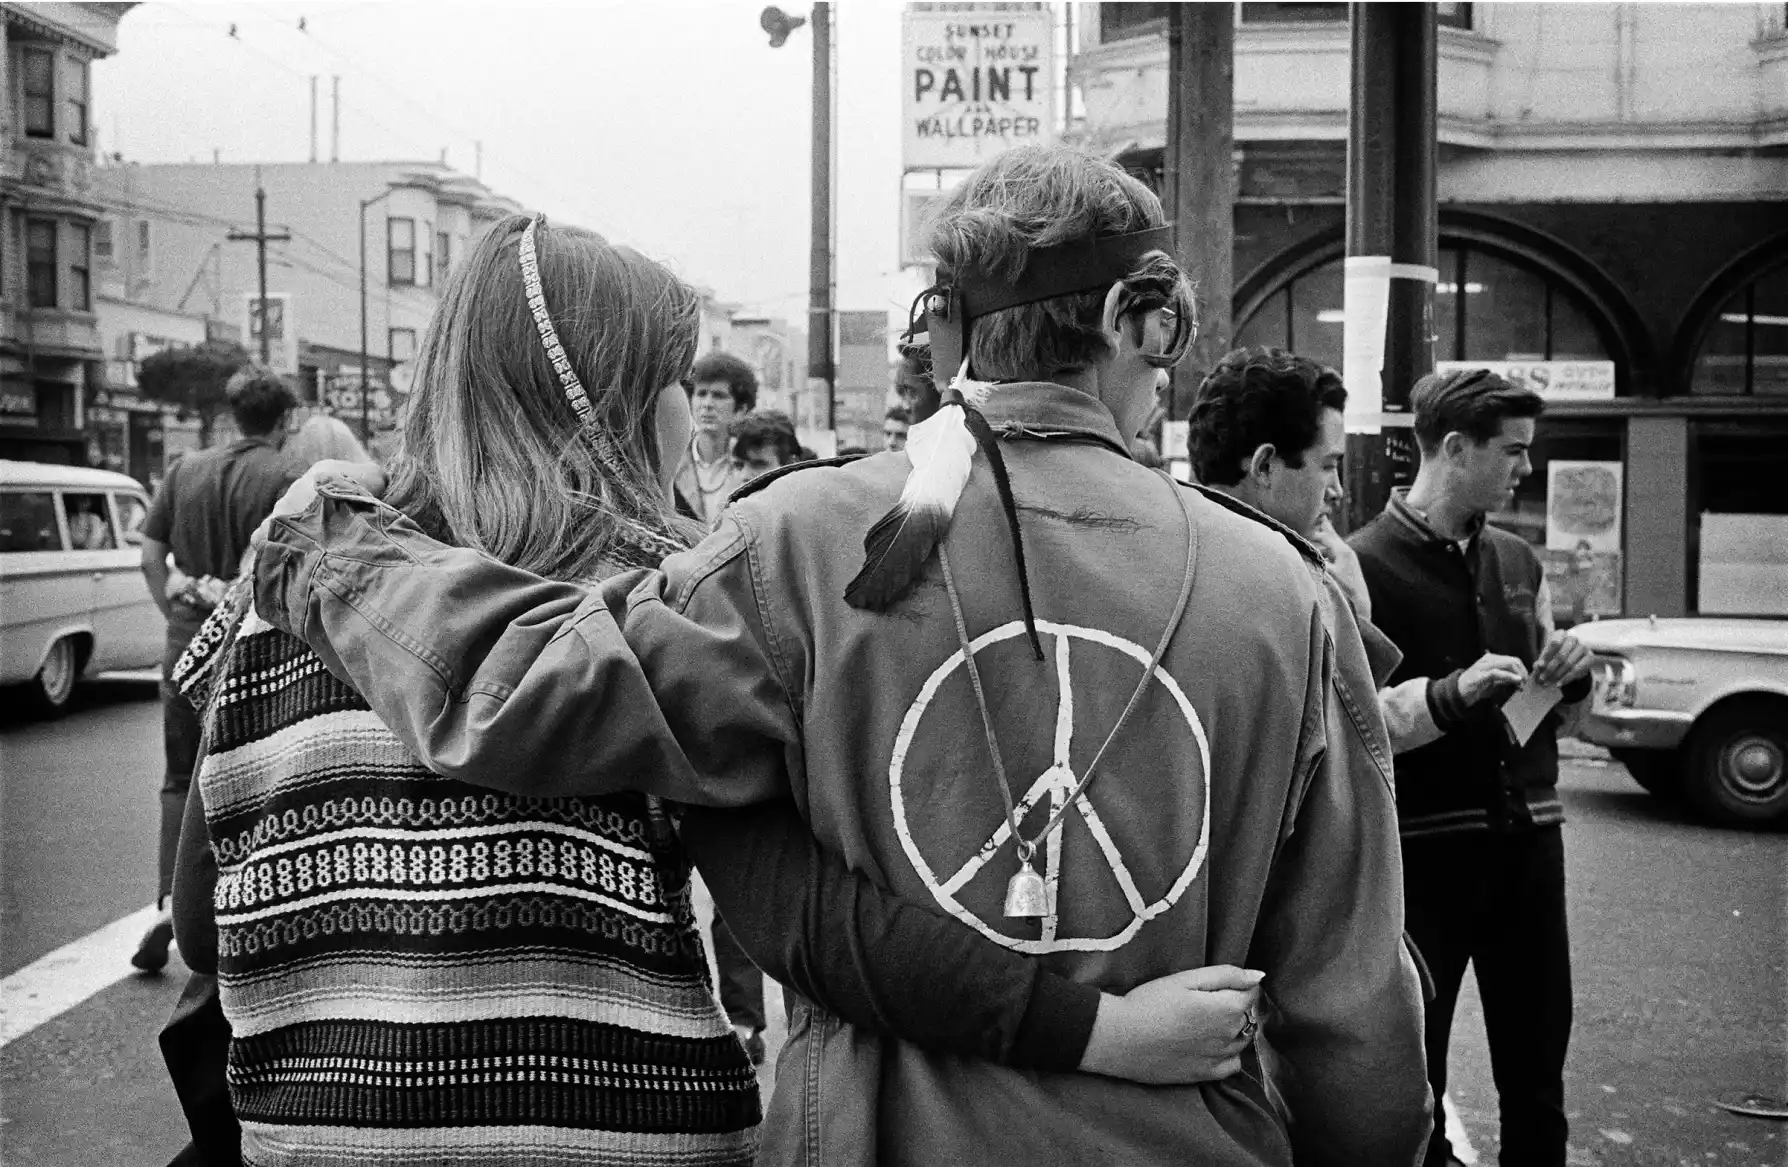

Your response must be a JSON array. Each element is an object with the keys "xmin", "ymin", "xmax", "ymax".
[{"xmin": 255, "ymin": 146, "xmax": 1430, "ymax": 1167}]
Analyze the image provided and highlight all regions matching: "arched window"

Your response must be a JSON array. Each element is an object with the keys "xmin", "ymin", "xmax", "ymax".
[
  {"xmin": 1691, "ymin": 259, "xmax": 1788, "ymax": 396},
  {"xmin": 1235, "ymin": 242, "xmax": 1613, "ymax": 369}
]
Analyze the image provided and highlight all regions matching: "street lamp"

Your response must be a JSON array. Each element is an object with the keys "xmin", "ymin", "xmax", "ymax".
[
  {"xmin": 358, "ymin": 188, "xmax": 393, "ymax": 443},
  {"xmin": 762, "ymin": 4, "xmax": 835, "ymax": 432}
]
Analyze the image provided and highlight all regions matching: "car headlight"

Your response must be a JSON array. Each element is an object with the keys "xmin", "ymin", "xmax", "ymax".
[{"xmin": 1592, "ymin": 654, "xmax": 1637, "ymax": 708}]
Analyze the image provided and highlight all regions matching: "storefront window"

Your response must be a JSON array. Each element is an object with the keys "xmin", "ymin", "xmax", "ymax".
[
  {"xmin": 1692, "ymin": 422, "xmax": 1788, "ymax": 616},
  {"xmin": 1237, "ymin": 242, "xmax": 1611, "ymax": 372},
  {"xmin": 1100, "ymin": 3, "xmax": 1172, "ymax": 41},
  {"xmin": 1691, "ymin": 260, "xmax": 1788, "ymax": 397}
]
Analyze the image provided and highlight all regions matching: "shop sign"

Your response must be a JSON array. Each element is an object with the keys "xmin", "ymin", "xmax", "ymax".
[
  {"xmin": 902, "ymin": 8, "xmax": 1055, "ymax": 172},
  {"xmin": 1, "ymin": 387, "xmax": 37, "ymax": 417},
  {"xmin": 1435, "ymin": 360, "xmax": 1615, "ymax": 402},
  {"xmin": 322, "ymin": 373, "xmax": 400, "ymax": 430}
]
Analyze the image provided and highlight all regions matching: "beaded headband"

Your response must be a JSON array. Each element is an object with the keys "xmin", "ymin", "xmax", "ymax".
[{"xmin": 519, "ymin": 215, "xmax": 599, "ymax": 429}]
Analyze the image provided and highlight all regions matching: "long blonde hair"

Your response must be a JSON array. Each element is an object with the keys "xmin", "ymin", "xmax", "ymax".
[
  {"xmin": 286, "ymin": 414, "xmax": 371, "ymax": 468},
  {"xmin": 385, "ymin": 216, "xmax": 701, "ymax": 580}
]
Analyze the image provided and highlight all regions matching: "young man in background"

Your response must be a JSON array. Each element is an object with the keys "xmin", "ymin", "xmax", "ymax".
[
  {"xmin": 673, "ymin": 351, "xmax": 758, "ymax": 522},
  {"xmin": 1348, "ymin": 368, "xmax": 1592, "ymax": 1167}
]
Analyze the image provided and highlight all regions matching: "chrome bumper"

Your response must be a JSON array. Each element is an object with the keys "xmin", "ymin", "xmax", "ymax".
[{"xmin": 1576, "ymin": 707, "xmax": 1695, "ymax": 751}]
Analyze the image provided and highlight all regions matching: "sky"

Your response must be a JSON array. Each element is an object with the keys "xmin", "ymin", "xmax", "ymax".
[{"xmin": 94, "ymin": 0, "xmax": 932, "ymax": 328}]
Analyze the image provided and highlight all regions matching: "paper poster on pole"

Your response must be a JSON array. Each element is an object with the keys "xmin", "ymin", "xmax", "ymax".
[
  {"xmin": 902, "ymin": 7, "xmax": 1056, "ymax": 171},
  {"xmin": 1342, "ymin": 256, "xmax": 1391, "ymax": 434}
]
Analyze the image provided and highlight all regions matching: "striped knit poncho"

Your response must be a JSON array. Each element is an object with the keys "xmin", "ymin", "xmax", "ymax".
[{"xmin": 182, "ymin": 596, "xmax": 759, "ymax": 1166}]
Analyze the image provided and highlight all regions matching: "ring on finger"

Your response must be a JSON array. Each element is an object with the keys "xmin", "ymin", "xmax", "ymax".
[{"xmin": 1237, "ymin": 1011, "xmax": 1259, "ymax": 1043}]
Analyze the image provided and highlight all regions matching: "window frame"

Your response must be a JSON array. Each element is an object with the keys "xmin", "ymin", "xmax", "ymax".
[
  {"xmin": 387, "ymin": 216, "xmax": 417, "ymax": 286},
  {"xmin": 388, "ymin": 326, "xmax": 417, "ymax": 364},
  {"xmin": 112, "ymin": 492, "xmax": 149, "ymax": 547},
  {"xmin": 68, "ymin": 222, "xmax": 91, "ymax": 311},
  {"xmin": 21, "ymin": 46, "xmax": 55, "ymax": 140},
  {"xmin": 26, "ymin": 218, "xmax": 59, "ymax": 309},
  {"xmin": 436, "ymin": 229, "xmax": 451, "ymax": 281},
  {"xmin": 60, "ymin": 491, "xmax": 117, "ymax": 550},
  {"xmin": 63, "ymin": 54, "xmax": 88, "ymax": 146},
  {"xmin": 421, "ymin": 219, "xmax": 434, "ymax": 289}
]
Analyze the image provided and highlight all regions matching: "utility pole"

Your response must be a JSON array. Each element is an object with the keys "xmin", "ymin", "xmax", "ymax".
[
  {"xmin": 227, "ymin": 181, "xmax": 291, "ymax": 367},
  {"xmin": 1343, "ymin": 3, "xmax": 1438, "ymax": 530},
  {"xmin": 1163, "ymin": 3, "xmax": 1235, "ymax": 440},
  {"xmin": 309, "ymin": 76, "xmax": 318, "ymax": 163},
  {"xmin": 809, "ymin": 1, "xmax": 835, "ymax": 431}
]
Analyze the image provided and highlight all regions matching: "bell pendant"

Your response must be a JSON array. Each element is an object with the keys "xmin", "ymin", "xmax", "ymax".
[{"xmin": 1004, "ymin": 861, "xmax": 1050, "ymax": 919}]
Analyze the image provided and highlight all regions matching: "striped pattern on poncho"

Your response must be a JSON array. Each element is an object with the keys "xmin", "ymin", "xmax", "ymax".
[{"xmin": 191, "ymin": 607, "xmax": 759, "ymax": 1167}]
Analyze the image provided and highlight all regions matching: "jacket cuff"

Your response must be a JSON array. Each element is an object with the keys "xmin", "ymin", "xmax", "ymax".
[
  {"xmin": 1007, "ymin": 970, "xmax": 1100, "ymax": 1072},
  {"xmin": 1426, "ymin": 671, "xmax": 1471, "ymax": 731}
]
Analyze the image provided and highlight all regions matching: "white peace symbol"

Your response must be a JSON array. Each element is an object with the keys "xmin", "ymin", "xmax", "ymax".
[{"xmin": 888, "ymin": 619, "xmax": 1211, "ymax": 954}]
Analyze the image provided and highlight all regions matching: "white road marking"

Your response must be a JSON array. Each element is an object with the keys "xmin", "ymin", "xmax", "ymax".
[
  {"xmin": 1443, "ymin": 1093, "xmax": 1480, "ymax": 1165},
  {"xmin": 0, "ymin": 904, "xmax": 162, "ymax": 1049}
]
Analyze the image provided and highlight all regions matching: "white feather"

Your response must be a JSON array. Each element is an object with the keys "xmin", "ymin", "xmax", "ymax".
[{"xmin": 898, "ymin": 401, "xmax": 978, "ymax": 517}]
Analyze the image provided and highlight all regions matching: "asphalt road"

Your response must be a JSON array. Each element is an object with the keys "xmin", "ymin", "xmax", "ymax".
[{"xmin": 1, "ymin": 688, "xmax": 1782, "ymax": 1166}]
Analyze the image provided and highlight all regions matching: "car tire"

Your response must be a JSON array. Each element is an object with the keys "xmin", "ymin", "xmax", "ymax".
[
  {"xmin": 1612, "ymin": 747, "xmax": 1681, "ymax": 798},
  {"xmin": 29, "ymin": 636, "xmax": 82, "ymax": 717},
  {"xmin": 1684, "ymin": 698, "xmax": 1788, "ymax": 827}
]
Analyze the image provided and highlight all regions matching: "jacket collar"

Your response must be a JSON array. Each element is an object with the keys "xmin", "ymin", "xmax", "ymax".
[
  {"xmin": 1386, "ymin": 487, "xmax": 1485, "ymax": 548},
  {"xmin": 976, "ymin": 381, "xmax": 1130, "ymax": 457}
]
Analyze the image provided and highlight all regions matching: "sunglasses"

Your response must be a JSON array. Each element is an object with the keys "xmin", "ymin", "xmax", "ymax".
[{"xmin": 1124, "ymin": 292, "xmax": 1196, "ymax": 370}]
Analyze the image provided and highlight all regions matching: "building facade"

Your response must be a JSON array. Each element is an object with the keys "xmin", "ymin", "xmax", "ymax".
[
  {"xmin": 1073, "ymin": 1, "xmax": 1788, "ymax": 619},
  {"xmin": 0, "ymin": 3, "xmax": 131, "ymax": 467},
  {"xmin": 87, "ymin": 159, "xmax": 526, "ymax": 454}
]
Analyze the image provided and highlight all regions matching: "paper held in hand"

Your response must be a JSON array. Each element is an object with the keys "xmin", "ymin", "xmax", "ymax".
[{"xmin": 1502, "ymin": 677, "xmax": 1564, "ymax": 747}]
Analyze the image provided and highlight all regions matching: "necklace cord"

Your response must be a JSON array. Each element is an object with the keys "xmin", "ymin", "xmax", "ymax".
[{"xmin": 936, "ymin": 469, "xmax": 1198, "ymax": 863}]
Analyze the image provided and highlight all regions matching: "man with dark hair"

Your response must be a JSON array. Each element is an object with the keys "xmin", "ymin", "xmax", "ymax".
[
  {"xmin": 730, "ymin": 409, "xmax": 804, "ymax": 478},
  {"xmin": 882, "ymin": 405, "xmax": 911, "ymax": 452},
  {"xmin": 896, "ymin": 341, "xmax": 941, "ymax": 422},
  {"xmin": 133, "ymin": 365, "xmax": 302, "ymax": 971},
  {"xmin": 1348, "ymin": 367, "xmax": 1592, "ymax": 1167},
  {"xmin": 674, "ymin": 351, "xmax": 759, "ymax": 522}
]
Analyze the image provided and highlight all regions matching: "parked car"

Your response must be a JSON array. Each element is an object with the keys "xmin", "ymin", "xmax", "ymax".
[
  {"xmin": 1572, "ymin": 616, "xmax": 1788, "ymax": 826},
  {"xmin": 1, "ymin": 461, "xmax": 163, "ymax": 715}
]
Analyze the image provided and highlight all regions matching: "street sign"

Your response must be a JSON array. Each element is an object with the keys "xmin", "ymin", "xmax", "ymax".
[
  {"xmin": 242, "ymin": 293, "xmax": 298, "ymax": 376},
  {"xmin": 901, "ymin": 7, "xmax": 1055, "ymax": 172}
]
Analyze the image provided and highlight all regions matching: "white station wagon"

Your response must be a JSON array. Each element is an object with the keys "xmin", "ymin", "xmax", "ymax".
[
  {"xmin": 1573, "ymin": 616, "xmax": 1788, "ymax": 826},
  {"xmin": 1, "ymin": 460, "xmax": 164, "ymax": 714}
]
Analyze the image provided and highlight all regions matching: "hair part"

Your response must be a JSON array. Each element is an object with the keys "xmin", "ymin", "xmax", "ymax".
[
  {"xmin": 1411, "ymin": 368, "xmax": 1545, "ymax": 456},
  {"xmin": 383, "ymin": 214, "xmax": 702, "ymax": 581},
  {"xmin": 1188, "ymin": 347, "xmax": 1347, "ymax": 485},
  {"xmin": 690, "ymin": 350, "xmax": 760, "ymax": 413},
  {"xmin": 226, "ymin": 366, "xmax": 297, "ymax": 436},
  {"xmin": 925, "ymin": 145, "xmax": 1191, "ymax": 381}
]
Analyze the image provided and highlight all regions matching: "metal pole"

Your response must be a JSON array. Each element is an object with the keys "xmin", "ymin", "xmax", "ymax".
[
  {"xmin": 1164, "ymin": 3, "xmax": 1235, "ymax": 437},
  {"xmin": 359, "ymin": 199, "xmax": 369, "ymax": 441},
  {"xmin": 808, "ymin": 1, "xmax": 834, "ymax": 431},
  {"xmin": 255, "ymin": 185, "xmax": 271, "ymax": 365},
  {"xmin": 1344, "ymin": 2, "xmax": 1438, "ymax": 531}
]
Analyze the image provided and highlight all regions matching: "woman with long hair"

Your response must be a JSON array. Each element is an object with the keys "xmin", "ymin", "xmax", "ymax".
[{"xmin": 173, "ymin": 214, "xmax": 1262, "ymax": 1165}]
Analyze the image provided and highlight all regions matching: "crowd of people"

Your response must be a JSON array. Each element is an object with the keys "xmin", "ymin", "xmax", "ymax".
[{"xmin": 135, "ymin": 143, "xmax": 1593, "ymax": 1167}]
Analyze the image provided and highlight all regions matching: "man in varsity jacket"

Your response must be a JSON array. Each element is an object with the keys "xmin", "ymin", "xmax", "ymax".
[{"xmin": 1348, "ymin": 368, "xmax": 1594, "ymax": 1167}]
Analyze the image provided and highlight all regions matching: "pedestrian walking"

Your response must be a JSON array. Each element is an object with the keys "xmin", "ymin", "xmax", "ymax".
[
  {"xmin": 1347, "ymin": 368, "xmax": 1594, "ymax": 1167},
  {"xmin": 172, "ymin": 214, "xmax": 1262, "ymax": 1166},
  {"xmin": 132, "ymin": 366, "xmax": 302, "ymax": 972},
  {"xmin": 254, "ymin": 145, "xmax": 1432, "ymax": 1166},
  {"xmin": 673, "ymin": 351, "xmax": 757, "ymax": 522}
]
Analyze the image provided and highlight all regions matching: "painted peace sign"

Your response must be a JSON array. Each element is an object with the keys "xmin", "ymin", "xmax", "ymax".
[{"xmin": 889, "ymin": 619, "xmax": 1211, "ymax": 954}]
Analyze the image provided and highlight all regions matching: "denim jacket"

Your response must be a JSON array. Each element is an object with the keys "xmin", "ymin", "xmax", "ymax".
[{"xmin": 255, "ymin": 382, "xmax": 1431, "ymax": 1167}]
